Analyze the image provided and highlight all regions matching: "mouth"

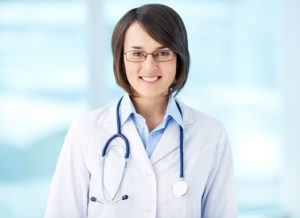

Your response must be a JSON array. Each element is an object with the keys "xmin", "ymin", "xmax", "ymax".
[{"xmin": 139, "ymin": 76, "xmax": 161, "ymax": 82}]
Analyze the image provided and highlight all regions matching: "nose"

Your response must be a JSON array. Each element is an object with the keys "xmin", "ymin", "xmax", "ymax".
[{"xmin": 142, "ymin": 54, "xmax": 159, "ymax": 72}]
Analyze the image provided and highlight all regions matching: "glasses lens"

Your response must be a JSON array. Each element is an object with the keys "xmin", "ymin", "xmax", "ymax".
[
  {"xmin": 126, "ymin": 51, "xmax": 145, "ymax": 62},
  {"xmin": 153, "ymin": 50, "xmax": 173, "ymax": 61}
]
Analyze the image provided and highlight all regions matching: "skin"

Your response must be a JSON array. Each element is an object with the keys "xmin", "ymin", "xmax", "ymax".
[{"xmin": 123, "ymin": 22, "xmax": 177, "ymax": 131}]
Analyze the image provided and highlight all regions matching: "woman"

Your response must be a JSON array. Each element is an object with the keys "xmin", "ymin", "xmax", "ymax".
[{"xmin": 45, "ymin": 4, "xmax": 237, "ymax": 218}]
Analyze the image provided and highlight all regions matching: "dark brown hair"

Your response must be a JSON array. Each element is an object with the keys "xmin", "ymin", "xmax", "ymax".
[{"xmin": 111, "ymin": 4, "xmax": 190, "ymax": 95}]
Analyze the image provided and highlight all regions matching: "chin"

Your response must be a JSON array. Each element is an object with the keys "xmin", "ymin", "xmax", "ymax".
[{"xmin": 138, "ymin": 91, "xmax": 169, "ymax": 99}]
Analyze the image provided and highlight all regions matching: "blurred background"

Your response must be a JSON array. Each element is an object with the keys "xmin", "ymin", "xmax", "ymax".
[{"xmin": 0, "ymin": 0, "xmax": 299, "ymax": 217}]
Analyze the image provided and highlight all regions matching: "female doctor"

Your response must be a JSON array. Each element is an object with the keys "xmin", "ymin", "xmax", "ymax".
[{"xmin": 45, "ymin": 3, "xmax": 237, "ymax": 218}]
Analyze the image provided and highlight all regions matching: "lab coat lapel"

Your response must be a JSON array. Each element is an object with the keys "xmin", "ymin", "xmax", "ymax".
[
  {"xmin": 150, "ymin": 100, "xmax": 193, "ymax": 165},
  {"xmin": 122, "ymin": 120, "xmax": 154, "ymax": 168},
  {"xmin": 150, "ymin": 121, "xmax": 189, "ymax": 164}
]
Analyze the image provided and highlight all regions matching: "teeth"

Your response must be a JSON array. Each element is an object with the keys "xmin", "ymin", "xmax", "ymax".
[{"xmin": 141, "ymin": 76, "xmax": 159, "ymax": 82}]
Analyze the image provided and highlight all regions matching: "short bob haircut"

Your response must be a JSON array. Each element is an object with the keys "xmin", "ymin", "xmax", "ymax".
[{"xmin": 111, "ymin": 4, "xmax": 190, "ymax": 95}]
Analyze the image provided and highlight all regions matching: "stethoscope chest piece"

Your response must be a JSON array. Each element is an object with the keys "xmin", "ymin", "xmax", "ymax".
[{"xmin": 172, "ymin": 178, "xmax": 188, "ymax": 197}]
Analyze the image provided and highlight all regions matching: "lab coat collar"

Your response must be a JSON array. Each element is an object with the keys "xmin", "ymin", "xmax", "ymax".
[
  {"xmin": 99, "ymin": 97, "xmax": 194, "ymax": 125},
  {"xmin": 119, "ymin": 94, "xmax": 136, "ymax": 126},
  {"xmin": 119, "ymin": 93, "xmax": 184, "ymax": 129},
  {"xmin": 166, "ymin": 94, "xmax": 184, "ymax": 129}
]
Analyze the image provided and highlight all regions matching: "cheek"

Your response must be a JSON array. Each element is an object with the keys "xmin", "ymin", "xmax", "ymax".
[
  {"xmin": 124, "ymin": 61, "xmax": 138, "ymax": 81},
  {"xmin": 124, "ymin": 61, "xmax": 131, "ymax": 75},
  {"xmin": 168, "ymin": 57, "xmax": 177, "ymax": 71},
  {"xmin": 124, "ymin": 60, "xmax": 135, "ymax": 70},
  {"xmin": 165, "ymin": 60, "xmax": 177, "ymax": 78}
]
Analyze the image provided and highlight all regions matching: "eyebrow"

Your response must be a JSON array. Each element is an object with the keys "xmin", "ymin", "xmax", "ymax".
[{"xmin": 129, "ymin": 45, "xmax": 167, "ymax": 50}]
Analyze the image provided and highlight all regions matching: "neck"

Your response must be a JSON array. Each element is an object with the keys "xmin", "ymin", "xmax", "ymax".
[{"xmin": 130, "ymin": 96, "xmax": 169, "ymax": 131}]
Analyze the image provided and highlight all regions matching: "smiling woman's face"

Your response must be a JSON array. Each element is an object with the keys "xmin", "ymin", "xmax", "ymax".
[{"xmin": 123, "ymin": 22, "xmax": 177, "ymax": 99}]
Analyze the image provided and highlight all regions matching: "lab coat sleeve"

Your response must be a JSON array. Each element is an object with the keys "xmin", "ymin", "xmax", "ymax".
[
  {"xmin": 201, "ymin": 127, "xmax": 237, "ymax": 218},
  {"xmin": 44, "ymin": 119, "xmax": 90, "ymax": 218}
]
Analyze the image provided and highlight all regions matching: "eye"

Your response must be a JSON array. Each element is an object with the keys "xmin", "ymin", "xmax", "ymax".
[
  {"xmin": 131, "ymin": 51, "xmax": 145, "ymax": 57},
  {"xmin": 156, "ymin": 50, "xmax": 171, "ymax": 56}
]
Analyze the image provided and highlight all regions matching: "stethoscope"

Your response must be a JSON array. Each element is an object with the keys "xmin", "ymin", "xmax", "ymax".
[{"xmin": 91, "ymin": 96, "xmax": 188, "ymax": 204}]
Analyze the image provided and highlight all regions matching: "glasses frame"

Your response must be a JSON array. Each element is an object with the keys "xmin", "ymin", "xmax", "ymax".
[{"xmin": 124, "ymin": 50, "xmax": 175, "ymax": 62}]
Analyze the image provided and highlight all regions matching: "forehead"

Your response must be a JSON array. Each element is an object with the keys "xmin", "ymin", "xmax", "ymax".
[{"xmin": 124, "ymin": 22, "xmax": 164, "ymax": 50}]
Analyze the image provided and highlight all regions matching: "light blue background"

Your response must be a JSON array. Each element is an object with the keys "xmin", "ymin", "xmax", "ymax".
[{"xmin": 1, "ymin": 0, "xmax": 298, "ymax": 217}]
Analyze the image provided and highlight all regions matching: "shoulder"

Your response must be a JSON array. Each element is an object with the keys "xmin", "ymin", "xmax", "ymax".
[
  {"xmin": 69, "ymin": 103, "xmax": 116, "ymax": 133},
  {"xmin": 177, "ymin": 99, "xmax": 229, "ymax": 149},
  {"xmin": 178, "ymin": 100, "xmax": 231, "ymax": 159},
  {"xmin": 178, "ymin": 99, "xmax": 225, "ymax": 132}
]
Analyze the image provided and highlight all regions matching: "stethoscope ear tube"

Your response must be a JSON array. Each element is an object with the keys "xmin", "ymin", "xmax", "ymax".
[{"xmin": 101, "ymin": 154, "xmax": 128, "ymax": 202}]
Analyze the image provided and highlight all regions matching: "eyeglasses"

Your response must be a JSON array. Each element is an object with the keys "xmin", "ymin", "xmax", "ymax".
[{"xmin": 124, "ymin": 50, "xmax": 175, "ymax": 62}]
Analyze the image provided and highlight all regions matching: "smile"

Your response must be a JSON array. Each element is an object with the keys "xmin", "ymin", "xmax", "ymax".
[{"xmin": 140, "ymin": 76, "xmax": 161, "ymax": 82}]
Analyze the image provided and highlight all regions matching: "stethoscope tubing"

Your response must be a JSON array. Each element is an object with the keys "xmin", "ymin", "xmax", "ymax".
[
  {"xmin": 102, "ymin": 97, "xmax": 130, "ymax": 159},
  {"xmin": 175, "ymin": 100, "xmax": 184, "ymax": 178},
  {"xmin": 96, "ymin": 96, "xmax": 186, "ymax": 204}
]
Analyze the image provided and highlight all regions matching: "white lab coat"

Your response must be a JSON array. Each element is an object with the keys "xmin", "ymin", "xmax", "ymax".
[{"xmin": 45, "ymin": 100, "xmax": 237, "ymax": 218}]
